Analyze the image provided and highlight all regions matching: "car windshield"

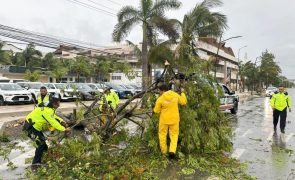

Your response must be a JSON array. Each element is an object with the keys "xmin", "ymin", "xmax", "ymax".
[
  {"xmin": 69, "ymin": 84, "xmax": 92, "ymax": 91},
  {"xmin": 29, "ymin": 83, "xmax": 43, "ymax": 89},
  {"xmin": 104, "ymin": 83, "xmax": 122, "ymax": 90},
  {"xmin": 0, "ymin": 84, "xmax": 23, "ymax": 91},
  {"xmin": 267, "ymin": 87, "xmax": 276, "ymax": 90},
  {"xmin": 55, "ymin": 84, "xmax": 66, "ymax": 89}
]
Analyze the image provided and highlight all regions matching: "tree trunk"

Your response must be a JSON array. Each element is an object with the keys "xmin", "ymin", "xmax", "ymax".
[
  {"xmin": 77, "ymin": 72, "xmax": 80, "ymax": 83},
  {"xmin": 148, "ymin": 63, "xmax": 152, "ymax": 86},
  {"xmin": 142, "ymin": 22, "xmax": 148, "ymax": 91}
]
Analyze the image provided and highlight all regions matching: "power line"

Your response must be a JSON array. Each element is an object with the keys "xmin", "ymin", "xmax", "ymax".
[
  {"xmin": 102, "ymin": 0, "xmax": 122, "ymax": 6},
  {"xmin": 86, "ymin": 0, "xmax": 118, "ymax": 13},
  {"xmin": 0, "ymin": 24, "xmax": 112, "ymax": 54},
  {"xmin": 65, "ymin": 0, "xmax": 116, "ymax": 16}
]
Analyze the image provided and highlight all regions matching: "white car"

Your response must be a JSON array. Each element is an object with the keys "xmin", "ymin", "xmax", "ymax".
[
  {"xmin": 266, "ymin": 87, "xmax": 277, "ymax": 97},
  {"xmin": 0, "ymin": 83, "xmax": 32, "ymax": 105},
  {"xmin": 16, "ymin": 82, "xmax": 57, "ymax": 101},
  {"xmin": 44, "ymin": 83, "xmax": 77, "ymax": 101},
  {"xmin": 87, "ymin": 83, "xmax": 104, "ymax": 93}
]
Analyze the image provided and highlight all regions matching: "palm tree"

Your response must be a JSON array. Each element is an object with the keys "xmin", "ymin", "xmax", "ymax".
[
  {"xmin": 175, "ymin": 0, "xmax": 227, "ymax": 69},
  {"xmin": 22, "ymin": 43, "xmax": 42, "ymax": 68},
  {"xmin": 113, "ymin": 0, "xmax": 181, "ymax": 90},
  {"xmin": 72, "ymin": 56, "xmax": 92, "ymax": 82},
  {"xmin": 0, "ymin": 42, "xmax": 12, "ymax": 65}
]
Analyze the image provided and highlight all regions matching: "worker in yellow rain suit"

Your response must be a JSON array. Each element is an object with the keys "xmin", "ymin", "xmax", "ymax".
[
  {"xmin": 100, "ymin": 87, "xmax": 119, "ymax": 124},
  {"xmin": 153, "ymin": 84, "xmax": 187, "ymax": 159},
  {"xmin": 23, "ymin": 94, "xmax": 70, "ymax": 168},
  {"xmin": 270, "ymin": 84, "xmax": 292, "ymax": 135}
]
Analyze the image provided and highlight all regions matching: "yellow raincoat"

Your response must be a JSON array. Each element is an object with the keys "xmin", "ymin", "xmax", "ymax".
[
  {"xmin": 270, "ymin": 92, "xmax": 292, "ymax": 111},
  {"xmin": 26, "ymin": 107, "xmax": 65, "ymax": 132},
  {"xmin": 153, "ymin": 90, "xmax": 187, "ymax": 154}
]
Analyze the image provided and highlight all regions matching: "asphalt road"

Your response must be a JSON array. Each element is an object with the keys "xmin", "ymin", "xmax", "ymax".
[
  {"xmin": 230, "ymin": 88, "xmax": 295, "ymax": 180},
  {"xmin": 2, "ymin": 91, "xmax": 295, "ymax": 179}
]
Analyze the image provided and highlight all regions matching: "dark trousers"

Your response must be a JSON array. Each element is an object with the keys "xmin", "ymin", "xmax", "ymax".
[
  {"xmin": 273, "ymin": 108, "xmax": 287, "ymax": 133},
  {"xmin": 31, "ymin": 128, "xmax": 48, "ymax": 164}
]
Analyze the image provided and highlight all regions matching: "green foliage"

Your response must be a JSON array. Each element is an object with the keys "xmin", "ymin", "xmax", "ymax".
[
  {"xmin": 22, "ymin": 43, "xmax": 42, "ymax": 68},
  {"xmin": 94, "ymin": 56, "xmax": 133, "ymax": 81},
  {"xmin": 72, "ymin": 56, "xmax": 92, "ymax": 82},
  {"xmin": 113, "ymin": 0, "xmax": 181, "ymax": 89},
  {"xmin": 24, "ymin": 70, "xmax": 41, "ymax": 82},
  {"xmin": 0, "ymin": 43, "xmax": 12, "ymax": 65}
]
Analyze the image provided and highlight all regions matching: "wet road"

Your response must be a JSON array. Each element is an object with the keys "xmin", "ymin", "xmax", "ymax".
[
  {"xmin": 231, "ymin": 88, "xmax": 295, "ymax": 180},
  {"xmin": 2, "ymin": 91, "xmax": 295, "ymax": 179}
]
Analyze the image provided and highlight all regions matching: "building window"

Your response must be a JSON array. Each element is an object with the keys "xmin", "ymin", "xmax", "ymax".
[{"xmin": 112, "ymin": 76, "xmax": 121, "ymax": 80}]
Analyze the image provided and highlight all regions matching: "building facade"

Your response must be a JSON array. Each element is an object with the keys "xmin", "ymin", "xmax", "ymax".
[{"xmin": 197, "ymin": 38, "xmax": 239, "ymax": 90}]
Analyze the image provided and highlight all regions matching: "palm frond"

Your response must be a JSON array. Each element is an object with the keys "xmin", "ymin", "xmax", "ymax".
[
  {"xmin": 200, "ymin": 0, "xmax": 223, "ymax": 9},
  {"xmin": 126, "ymin": 40, "xmax": 142, "ymax": 57},
  {"xmin": 112, "ymin": 17, "xmax": 140, "ymax": 42},
  {"xmin": 141, "ymin": 0, "xmax": 153, "ymax": 18},
  {"xmin": 150, "ymin": 16, "xmax": 179, "ymax": 42},
  {"xmin": 152, "ymin": 0, "xmax": 181, "ymax": 15},
  {"xmin": 117, "ymin": 6, "xmax": 140, "ymax": 22}
]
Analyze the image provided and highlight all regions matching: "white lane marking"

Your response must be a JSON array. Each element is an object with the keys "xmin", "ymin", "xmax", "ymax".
[
  {"xmin": 242, "ymin": 129, "xmax": 252, "ymax": 138},
  {"xmin": 285, "ymin": 133, "xmax": 294, "ymax": 142},
  {"xmin": 231, "ymin": 148, "xmax": 245, "ymax": 159},
  {"xmin": 267, "ymin": 132, "xmax": 274, "ymax": 141}
]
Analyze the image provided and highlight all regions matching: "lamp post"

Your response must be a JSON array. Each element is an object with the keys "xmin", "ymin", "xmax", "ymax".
[
  {"xmin": 251, "ymin": 57, "xmax": 261, "ymax": 94},
  {"xmin": 214, "ymin": 35, "xmax": 242, "ymax": 81},
  {"xmin": 236, "ymin": 45, "xmax": 247, "ymax": 91}
]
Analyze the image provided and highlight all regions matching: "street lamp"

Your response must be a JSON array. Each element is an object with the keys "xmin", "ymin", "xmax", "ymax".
[
  {"xmin": 252, "ymin": 56, "xmax": 261, "ymax": 94},
  {"xmin": 236, "ymin": 45, "xmax": 247, "ymax": 91},
  {"xmin": 214, "ymin": 35, "xmax": 242, "ymax": 80}
]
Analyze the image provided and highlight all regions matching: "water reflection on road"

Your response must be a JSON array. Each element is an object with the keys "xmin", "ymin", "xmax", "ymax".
[{"xmin": 230, "ymin": 89, "xmax": 295, "ymax": 180}]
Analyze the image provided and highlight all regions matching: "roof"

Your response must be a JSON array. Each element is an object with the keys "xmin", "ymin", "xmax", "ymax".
[{"xmin": 198, "ymin": 37, "xmax": 235, "ymax": 57}]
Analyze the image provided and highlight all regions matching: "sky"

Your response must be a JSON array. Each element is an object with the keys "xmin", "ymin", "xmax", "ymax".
[{"xmin": 0, "ymin": 0, "xmax": 295, "ymax": 78}]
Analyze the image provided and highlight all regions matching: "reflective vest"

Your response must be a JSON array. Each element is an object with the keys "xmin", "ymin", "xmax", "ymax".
[
  {"xmin": 25, "ymin": 106, "xmax": 65, "ymax": 132},
  {"xmin": 100, "ymin": 90, "xmax": 120, "ymax": 111},
  {"xmin": 270, "ymin": 92, "xmax": 292, "ymax": 111},
  {"xmin": 37, "ymin": 93, "xmax": 50, "ymax": 106}
]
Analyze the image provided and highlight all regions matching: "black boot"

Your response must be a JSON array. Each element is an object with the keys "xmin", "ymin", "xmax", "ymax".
[{"xmin": 168, "ymin": 152, "xmax": 176, "ymax": 160}]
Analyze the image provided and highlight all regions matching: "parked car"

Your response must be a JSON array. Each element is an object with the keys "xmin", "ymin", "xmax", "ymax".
[
  {"xmin": 0, "ymin": 77, "xmax": 29, "ymax": 83},
  {"xmin": 17, "ymin": 82, "xmax": 56, "ymax": 102},
  {"xmin": 66, "ymin": 83, "xmax": 96, "ymax": 100},
  {"xmin": 129, "ymin": 84, "xmax": 142, "ymax": 94},
  {"xmin": 0, "ymin": 83, "xmax": 32, "ymax": 105},
  {"xmin": 87, "ymin": 83, "xmax": 104, "ymax": 93},
  {"xmin": 104, "ymin": 82, "xmax": 133, "ymax": 99},
  {"xmin": 44, "ymin": 83, "xmax": 77, "ymax": 101},
  {"xmin": 215, "ymin": 83, "xmax": 239, "ymax": 114},
  {"xmin": 265, "ymin": 86, "xmax": 277, "ymax": 97}
]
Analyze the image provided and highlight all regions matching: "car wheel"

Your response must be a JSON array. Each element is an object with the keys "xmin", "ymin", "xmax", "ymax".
[
  {"xmin": 80, "ymin": 94, "xmax": 85, "ymax": 101},
  {"xmin": 0, "ymin": 96, "xmax": 5, "ymax": 106},
  {"xmin": 230, "ymin": 101, "xmax": 238, "ymax": 114}
]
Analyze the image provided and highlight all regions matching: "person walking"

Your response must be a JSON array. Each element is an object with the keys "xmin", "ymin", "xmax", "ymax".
[
  {"xmin": 23, "ymin": 94, "xmax": 70, "ymax": 169},
  {"xmin": 153, "ymin": 84, "xmax": 187, "ymax": 159},
  {"xmin": 270, "ymin": 85, "xmax": 292, "ymax": 136},
  {"xmin": 37, "ymin": 86, "xmax": 51, "ymax": 107}
]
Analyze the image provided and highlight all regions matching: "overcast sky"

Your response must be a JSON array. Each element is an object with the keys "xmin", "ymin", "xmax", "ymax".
[{"xmin": 1, "ymin": 0, "xmax": 295, "ymax": 78}]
